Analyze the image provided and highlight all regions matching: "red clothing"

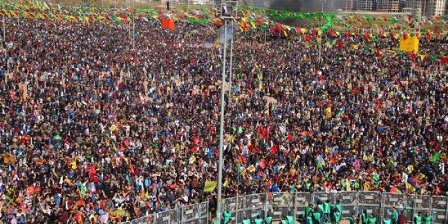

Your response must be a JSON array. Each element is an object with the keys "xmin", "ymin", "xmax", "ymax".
[{"xmin": 397, "ymin": 214, "xmax": 407, "ymax": 224}]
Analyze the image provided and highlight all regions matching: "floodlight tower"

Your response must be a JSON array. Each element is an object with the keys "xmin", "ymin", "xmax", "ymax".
[{"xmin": 216, "ymin": 0, "xmax": 238, "ymax": 223}]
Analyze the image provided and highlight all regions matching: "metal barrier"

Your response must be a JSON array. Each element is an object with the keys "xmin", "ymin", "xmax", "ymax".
[
  {"xmin": 182, "ymin": 202, "xmax": 209, "ymax": 224},
  {"xmin": 122, "ymin": 192, "xmax": 448, "ymax": 224}
]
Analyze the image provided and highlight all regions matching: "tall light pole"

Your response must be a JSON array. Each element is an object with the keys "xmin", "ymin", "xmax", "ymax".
[
  {"xmin": 319, "ymin": 0, "xmax": 324, "ymax": 64},
  {"xmin": 228, "ymin": 20, "xmax": 234, "ymax": 99},
  {"xmin": 216, "ymin": 1, "xmax": 237, "ymax": 223}
]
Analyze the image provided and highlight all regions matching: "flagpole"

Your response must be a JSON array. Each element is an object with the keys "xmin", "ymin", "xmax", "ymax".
[{"xmin": 216, "ymin": 17, "xmax": 227, "ymax": 224}]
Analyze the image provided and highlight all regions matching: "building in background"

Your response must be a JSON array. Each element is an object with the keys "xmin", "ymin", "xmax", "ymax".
[
  {"xmin": 334, "ymin": 0, "xmax": 355, "ymax": 10},
  {"xmin": 414, "ymin": 0, "xmax": 446, "ymax": 16},
  {"xmin": 241, "ymin": 0, "xmax": 445, "ymax": 16}
]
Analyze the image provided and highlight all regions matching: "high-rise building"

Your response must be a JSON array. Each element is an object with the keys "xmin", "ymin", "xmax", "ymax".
[
  {"xmin": 446, "ymin": 0, "xmax": 448, "ymax": 15},
  {"xmin": 419, "ymin": 0, "xmax": 446, "ymax": 16},
  {"xmin": 400, "ymin": 0, "xmax": 446, "ymax": 16}
]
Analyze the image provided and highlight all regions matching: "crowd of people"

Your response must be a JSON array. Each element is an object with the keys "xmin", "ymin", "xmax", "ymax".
[{"xmin": 0, "ymin": 12, "xmax": 447, "ymax": 224}]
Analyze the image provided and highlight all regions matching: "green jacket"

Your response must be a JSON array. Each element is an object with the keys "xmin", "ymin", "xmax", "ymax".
[
  {"xmin": 362, "ymin": 213, "xmax": 369, "ymax": 224},
  {"xmin": 254, "ymin": 218, "xmax": 263, "ymax": 224},
  {"xmin": 306, "ymin": 216, "xmax": 314, "ymax": 224},
  {"xmin": 383, "ymin": 218, "xmax": 391, "ymax": 224},
  {"xmin": 242, "ymin": 219, "xmax": 251, "ymax": 224},
  {"xmin": 414, "ymin": 215, "xmax": 422, "ymax": 224},
  {"xmin": 287, "ymin": 215, "xmax": 295, "ymax": 224},
  {"xmin": 265, "ymin": 216, "xmax": 273, "ymax": 224},
  {"xmin": 336, "ymin": 204, "xmax": 343, "ymax": 214},
  {"xmin": 368, "ymin": 217, "xmax": 377, "ymax": 224},
  {"xmin": 306, "ymin": 206, "xmax": 314, "ymax": 217},
  {"xmin": 391, "ymin": 210, "xmax": 399, "ymax": 222},
  {"xmin": 324, "ymin": 202, "xmax": 331, "ymax": 214},
  {"xmin": 333, "ymin": 211, "xmax": 342, "ymax": 222},
  {"xmin": 314, "ymin": 211, "xmax": 322, "ymax": 222},
  {"xmin": 318, "ymin": 204, "xmax": 325, "ymax": 213},
  {"xmin": 423, "ymin": 215, "xmax": 431, "ymax": 224},
  {"xmin": 223, "ymin": 210, "xmax": 233, "ymax": 224}
]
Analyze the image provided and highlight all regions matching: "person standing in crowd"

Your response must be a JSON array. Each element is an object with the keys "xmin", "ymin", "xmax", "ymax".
[
  {"xmin": 422, "ymin": 211, "xmax": 432, "ymax": 224},
  {"xmin": 391, "ymin": 206, "xmax": 399, "ymax": 224},
  {"xmin": 414, "ymin": 212, "xmax": 423, "ymax": 224},
  {"xmin": 397, "ymin": 211, "xmax": 408, "ymax": 224}
]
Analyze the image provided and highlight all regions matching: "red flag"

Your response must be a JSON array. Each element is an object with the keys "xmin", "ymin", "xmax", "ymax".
[
  {"xmin": 129, "ymin": 162, "xmax": 135, "ymax": 175},
  {"xmin": 305, "ymin": 34, "xmax": 311, "ymax": 42},
  {"xmin": 270, "ymin": 145, "xmax": 278, "ymax": 155},
  {"xmin": 376, "ymin": 49, "xmax": 382, "ymax": 57},
  {"xmin": 161, "ymin": 16, "xmax": 175, "ymax": 31},
  {"xmin": 441, "ymin": 56, "xmax": 448, "ymax": 65},
  {"xmin": 287, "ymin": 133, "xmax": 294, "ymax": 142},
  {"xmin": 312, "ymin": 28, "xmax": 317, "ymax": 36},
  {"xmin": 296, "ymin": 26, "xmax": 301, "ymax": 34},
  {"xmin": 328, "ymin": 29, "xmax": 336, "ymax": 38},
  {"xmin": 345, "ymin": 31, "xmax": 351, "ymax": 39},
  {"xmin": 426, "ymin": 31, "xmax": 431, "ymax": 41},
  {"xmin": 410, "ymin": 52, "xmax": 416, "ymax": 61},
  {"xmin": 364, "ymin": 32, "xmax": 369, "ymax": 42},
  {"xmin": 275, "ymin": 23, "xmax": 283, "ymax": 33},
  {"xmin": 337, "ymin": 40, "xmax": 344, "ymax": 49}
]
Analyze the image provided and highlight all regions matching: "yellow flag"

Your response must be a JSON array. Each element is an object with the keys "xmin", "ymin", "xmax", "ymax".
[
  {"xmin": 325, "ymin": 107, "xmax": 332, "ymax": 119},
  {"xmin": 204, "ymin": 180, "xmax": 217, "ymax": 192},
  {"xmin": 399, "ymin": 36, "xmax": 419, "ymax": 53},
  {"xmin": 352, "ymin": 44, "xmax": 359, "ymax": 50},
  {"xmin": 419, "ymin": 54, "xmax": 426, "ymax": 61},
  {"xmin": 223, "ymin": 179, "xmax": 230, "ymax": 188},
  {"xmin": 71, "ymin": 160, "xmax": 77, "ymax": 170},
  {"xmin": 189, "ymin": 155, "xmax": 196, "ymax": 164},
  {"xmin": 250, "ymin": 21, "xmax": 256, "ymax": 29},
  {"xmin": 406, "ymin": 182, "xmax": 416, "ymax": 192},
  {"xmin": 247, "ymin": 165, "xmax": 256, "ymax": 173}
]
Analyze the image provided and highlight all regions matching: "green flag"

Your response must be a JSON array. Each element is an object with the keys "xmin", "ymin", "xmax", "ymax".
[
  {"xmin": 431, "ymin": 152, "xmax": 440, "ymax": 164},
  {"xmin": 363, "ymin": 45, "xmax": 370, "ymax": 52}
]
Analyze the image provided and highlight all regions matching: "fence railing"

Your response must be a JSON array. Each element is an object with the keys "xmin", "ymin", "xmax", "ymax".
[{"xmin": 121, "ymin": 191, "xmax": 448, "ymax": 224}]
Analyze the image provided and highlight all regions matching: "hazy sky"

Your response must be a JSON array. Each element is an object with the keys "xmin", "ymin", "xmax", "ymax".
[{"xmin": 270, "ymin": 0, "xmax": 335, "ymax": 12}]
